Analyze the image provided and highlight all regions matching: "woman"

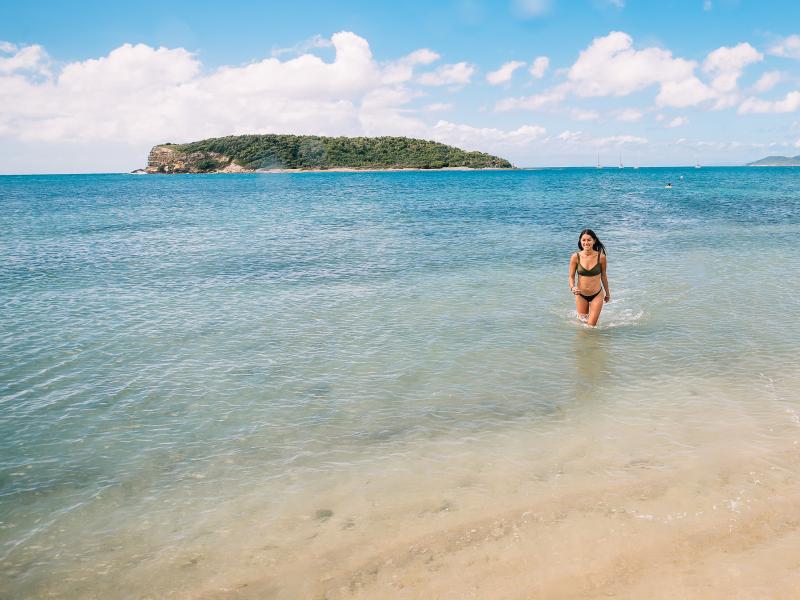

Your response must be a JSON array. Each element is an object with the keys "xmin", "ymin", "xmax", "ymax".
[{"xmin": 568, "ymin": 229, "xmax": 611, "ymax": 326}]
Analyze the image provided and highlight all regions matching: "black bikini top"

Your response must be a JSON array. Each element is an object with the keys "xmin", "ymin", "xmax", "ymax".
[{"xmin": 576, "ymin": 252, "xmax": 602, "ymax": 276}]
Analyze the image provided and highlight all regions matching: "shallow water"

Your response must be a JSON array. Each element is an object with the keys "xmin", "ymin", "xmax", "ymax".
[{"xmin": 1, "ymin": 168, "xmax": 800, "ymax": 598}]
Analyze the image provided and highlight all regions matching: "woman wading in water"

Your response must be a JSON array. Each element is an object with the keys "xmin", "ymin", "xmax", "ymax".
[{"xmin": 569, "ymin": 229, "xmax": 611, "ymax": 326}]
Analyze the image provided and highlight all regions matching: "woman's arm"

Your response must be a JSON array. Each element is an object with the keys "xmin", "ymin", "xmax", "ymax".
[
  {"xmin": 568, "ymin": 254, "xmax": 579, "ymax": 294},
  {"xmin": 600, "ymin": 255, "xmax": 611, "ymax": 302}
]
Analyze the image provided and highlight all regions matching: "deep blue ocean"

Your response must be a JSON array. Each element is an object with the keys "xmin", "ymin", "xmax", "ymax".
[{"xmin": 2, "ymin": 169, "xmax": 800, "ymax": 597}]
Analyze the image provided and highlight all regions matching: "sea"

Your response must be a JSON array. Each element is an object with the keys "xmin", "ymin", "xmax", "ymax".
[{"xmin": 2, "ymin": 168, "xmax": 800, "ymax": 598}]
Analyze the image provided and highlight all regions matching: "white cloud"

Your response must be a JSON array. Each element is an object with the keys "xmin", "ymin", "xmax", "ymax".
[
  {"xmin": 0, "ymin": 32, "xmax": 434, "ymax": 145},
  {"xmin": 407, "ymin": 49, "xmax": 440, "ymax": 64},
  {"xmin": 418, "ymin": 62, "xmax": 475, "ymax": 86},
  {"xmin": 520, "ymin": 32, "xmax": 757, "ymax": 111},
  {"xmin": 423, "ymin": 102, "xmax": 453, "ymax": 112},
  {"xmin": 666, "ymin": 116, "xmax": 688, "ymax": 128},
  {"xmin": 495, "ymin": 83, "xmax": 568, "ymax": 111},
  {"xmin": 0, "ymin": 32, "xmax": 548, "ymax": 171},
  {"xmin": 60, "ymin": 43, "xmax": 200, "ymax": 93},
  {"xmin": 616, "ymin": 108, "xmax": 643, "ymax": 121},
  {"xmin": 656, "ymin": 76, "xmax": 716, "ymax": 108},
  {"xmin": 557, "ymin": 130, "xmax": 584, "ymax": 142},
  {"xmin": 0, "ymin": 42, "xmax": 50, "ymax": 75},
  {"xmin": 738, "ymin": 91, "xmax": 800, "ymax": 114},
  {"xmin": 593, "ymin": 134, "xmax": 647, "ymax": 146},
  {"xmin": 570, "ymin": 108, "xmax": 599, "ymax": 121},
  {"xmin": 382, "ymin": 48, "xmax": 440, "ymax": 85},
  {"xmin": 529, "ymin": 56, "xmax": 549, "ymax": 79},
  {"xmin": 4, "ymin": 30, "xmax": 794, "ymax": 172},
  {"xmin": 486, "ymin": 60, "xmax": 526, "ymax": 85},
  {"xmin": 702, "ymin": 43, "xmax": 762, "ymax": 93},
  {"xmin": 567, "ymin": 31, "xmax": 698, "ymax": 97},
  {"xmin": 711, "ymin": 94, "xmax": 740, "ymax": 110},
  {"xmin": 553, "ymin": 130, "xmax": 646, "ymax": 147},
  {"xmin": 271, "ymin": 35, "xmax": 333, "ymax": 58},
  {"xmin": 433, "ymin": 120, "xmax": 546, "ymax": 145},
  {"xmin": 767, "ymin": 35, "xmax": 800, "ymax": 60},
  {"xmin": 564, "ymin": 31, "xmax": 724, "ymax": 109},
  {"xmin": 361, "ymin": 86, "xmax": 420, "ymax": 110},
  {"xmin": 753, "ymin": 71, "xmax": 782, "ymax": 93},
  {"xmin": 512, "ymin": 0, "xmax": 552, "ymax": 18}
]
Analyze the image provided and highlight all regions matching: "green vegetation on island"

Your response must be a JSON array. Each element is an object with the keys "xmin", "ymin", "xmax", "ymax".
[
  {"xmin": 145, "ymin": 134, "xmax": 513, "ymax": 173},
  {"xmin": 746, "ymin": 155, "xmax": 800, "ymax": 166}
]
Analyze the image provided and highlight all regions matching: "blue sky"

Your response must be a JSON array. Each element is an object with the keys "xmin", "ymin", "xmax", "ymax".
[{"xmin": 3, "ymin": 0, "xmax": 800, "ymax": 172}]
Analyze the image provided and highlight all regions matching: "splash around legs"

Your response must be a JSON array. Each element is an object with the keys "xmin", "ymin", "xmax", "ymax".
[
  {"xmin": 574, "ymin": 293, "xmax": 590, "ymax": 323},
  {"xmin": 586, "ymin": 292, "xmax": 605, "ymax": 326},
  {"xmin": 573, "ymin": 290, "xmax": 604, "ymax": 327}
]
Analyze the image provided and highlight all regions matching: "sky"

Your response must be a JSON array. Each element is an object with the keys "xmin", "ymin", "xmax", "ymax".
[{"xmin": 3, "ymin": 0, "xmax": 800, "ymax": 172}]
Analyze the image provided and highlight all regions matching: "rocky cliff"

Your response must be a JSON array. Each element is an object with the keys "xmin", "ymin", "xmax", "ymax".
[{"xmin": 145, "ymin": 145, "xmax": 250, "ymax": 174}]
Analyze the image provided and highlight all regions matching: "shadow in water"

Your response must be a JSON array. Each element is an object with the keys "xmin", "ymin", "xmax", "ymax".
[{"xmin": 572, "ymin": 328, "xmax": 611, "ymax": 399}]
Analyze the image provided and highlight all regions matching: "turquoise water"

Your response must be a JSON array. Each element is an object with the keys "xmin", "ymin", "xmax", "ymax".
[{"xmin": 2, "ymin": 169, "xmax": 800, "ymax": 597}]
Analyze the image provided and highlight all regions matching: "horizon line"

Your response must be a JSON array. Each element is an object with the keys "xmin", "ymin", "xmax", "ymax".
[{"xmin": 0, "ymin": 164, "xmax": 784, "ymax": 176}]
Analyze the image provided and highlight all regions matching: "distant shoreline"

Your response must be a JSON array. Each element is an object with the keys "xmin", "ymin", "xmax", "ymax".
[
  {"xmin": 746, "ymin": 154, "xmax": 800, "ymax": 167},
  {"xmin": 4, "ymin": 165, "xmax": 791, "ymax": 176},
  {"xmin": 133, "ymin": 166, "xmax": 515, "ymax": 174},
  {"xmin": 130, "ymin": 165, "xmax": 759, "ymax": 175}
]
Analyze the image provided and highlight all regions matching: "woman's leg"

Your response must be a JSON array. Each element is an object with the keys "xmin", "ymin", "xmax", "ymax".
[
  {"xmin": 586, "ymin": 293, "xmax": 605, "ymax": 326},
  {"xmin": 574, "ymin": 294, "xmax": 589, "ymax": 321}
]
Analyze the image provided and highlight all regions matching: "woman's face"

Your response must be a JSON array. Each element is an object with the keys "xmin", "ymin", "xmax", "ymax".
[{"xmin": 580, "ymin": 234, "xmax": 595, "ymax": 250}]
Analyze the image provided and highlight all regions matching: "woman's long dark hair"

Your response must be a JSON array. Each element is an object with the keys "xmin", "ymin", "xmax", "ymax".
[{"xmin": 577, "ymin": 228, "xmax": 607, "ymax": 256}]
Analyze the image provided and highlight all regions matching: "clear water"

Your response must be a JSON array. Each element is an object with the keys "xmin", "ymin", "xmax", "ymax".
[{"xmin": 2, "ymin": 169, "xmax": 799, "ymax": 597}]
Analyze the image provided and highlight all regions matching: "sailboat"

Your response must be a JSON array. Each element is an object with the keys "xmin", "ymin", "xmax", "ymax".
[
  {"xmin": 618, "ymin": 153, "xmax": 624, "ymax": 169},
  {"xmin": 596, "ymin": 153, "xmax": 602, "ymax": 169},
  {"xmin": 694, "ymin": 160, "xmax": 701, "ymax": 169}
]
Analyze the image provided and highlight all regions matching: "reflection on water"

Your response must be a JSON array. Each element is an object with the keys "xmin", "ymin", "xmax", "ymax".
[{"xmin": 572, "ymin": 327, "xmax": 610, "ymax": 399}]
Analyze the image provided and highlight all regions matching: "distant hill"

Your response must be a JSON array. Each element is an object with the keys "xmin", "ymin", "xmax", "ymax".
[
  {"xmin": 746, "ymin": 155, "xmax": 800, "ymax": 166},
  {"xmin": 143, "ymin": 134, "xmax": 513, "ymax": 173}
]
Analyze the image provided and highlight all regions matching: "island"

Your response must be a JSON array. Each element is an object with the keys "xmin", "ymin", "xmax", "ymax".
[
  {"xmin": 139, "ymin": 134, "xmax": 513, "ymax": 174},
  {"xmin": 746, "ymin": 155, "xmax": 800, "ymax": 166}
]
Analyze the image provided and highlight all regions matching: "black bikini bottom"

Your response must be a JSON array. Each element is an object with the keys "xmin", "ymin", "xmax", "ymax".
[{"xmin": 579, "ymin": 290, "xmax": 602, "ymax": 302}]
